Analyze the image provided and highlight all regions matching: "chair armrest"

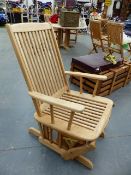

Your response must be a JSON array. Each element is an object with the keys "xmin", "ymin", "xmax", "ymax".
[
  {"xmin": 29, "ymin": 91, "xmax": 85, "ymax": 113},
  {"xmin": 65, "ymin": 71, "xmax": 107, "ymax": 81}
]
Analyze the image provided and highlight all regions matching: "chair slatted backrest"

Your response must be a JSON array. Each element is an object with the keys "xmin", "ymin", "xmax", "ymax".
[
  {"xmin": 7, "ymin": 23, "xmax": 68, "ymax": 112},
  {"xmin": 100, "ymin": 19, "xmax": 108, "ymax": 35},
  {"xmin": 90, "ymin": 20, "xmax": 102, "ymax": 40},
  {"xmin": 107, "ymin": 22, "xmax": 123, "ymax": 45}
]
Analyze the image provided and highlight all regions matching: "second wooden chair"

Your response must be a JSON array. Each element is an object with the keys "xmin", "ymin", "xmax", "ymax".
[
  {"xmin": 107, "ymin": 22, "xmax": 131, "ymax": 59},
  {"xmin": 90, "ymin": 20, "xmax": 108, "ymax": 53}
]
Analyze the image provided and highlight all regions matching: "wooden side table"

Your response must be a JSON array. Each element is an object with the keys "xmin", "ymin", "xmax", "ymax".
[{"xmin": 51, "ymin": 23, "xmax": 87, "ymax": 49}]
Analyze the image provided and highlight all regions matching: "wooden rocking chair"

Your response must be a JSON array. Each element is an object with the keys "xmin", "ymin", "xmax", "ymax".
[{"xmin": 7, "ymin": 23, "xmax": 113, "ymax": 169}]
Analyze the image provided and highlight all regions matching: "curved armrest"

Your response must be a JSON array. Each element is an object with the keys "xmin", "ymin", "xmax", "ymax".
[
  {"xmin": 65, "ymin": 71, "xmax": 107, "ymax": 81},
  {"xmin": 29, "ymin": 91, "xmax": 85, "ymax": 113}
]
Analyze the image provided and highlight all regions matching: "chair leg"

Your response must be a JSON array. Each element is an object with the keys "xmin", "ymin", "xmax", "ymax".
[
  {"xmin": 39, "ymin": 136, "xmax": 94, "ymax": 169},
  {"xmin": 100, "ymin": 131, "xmax": 105, "ymax": 138},
  {"xmin": 28, "ymin": 127, "xmax": 41, "ymax": 137},
  {"xmin": 75, "ymin": 30, "xmax": 78, "ymax": 44},
  {"xmin": 62, "ymin": 141, "xmax": 96, "ymax": 160},
  {"xmin": 76, "ymin": 155, "xmax": 93, "ymax": 169},
  {"xmin": 93, "ymin": 44, "xmax": 98, "ymax": 53},
  {"xmin": 89, "ymin": 46, "xmax": 97, "ymax": 54},
  {"xmin": 29, "ymin": 128, "xmax": 95, "ymax": 169}
]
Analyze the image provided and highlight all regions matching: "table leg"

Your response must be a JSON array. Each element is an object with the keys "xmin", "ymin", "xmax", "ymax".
[
  {"xmin": 64, "ymin": 29, "xmax": 70, "ymax": 49},
  {"xmin": 57, "ymin": 29, "xmax": 63, "ymax": 48}
]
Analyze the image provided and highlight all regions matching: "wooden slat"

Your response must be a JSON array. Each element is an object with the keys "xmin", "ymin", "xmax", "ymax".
[
  {"xmin": 101, "ymin": 79, "xmax": 113, "ymax": 87},
  {"xmin": 23, "ymin": 32, "xmax": 47, "ymax": 94},
  {"xmin": 124, "ymin": 64, "xmax": 131, "ymax": 86},
  {"xmin": 50, "ymin": 26, "xmax": 69, "ymax": 91},
  {"xmin": 38, "ymin": 30, "xmax": 57, "ymax": 95},
  {"xmin": 93, "ymin": 80, "xmax": 99, "ymax": 97},
  {"xmin": 112, "ymin": 82, "xmax": 124, "ymax": 91},
  {"xmin": 27, "ymin": 32, "xmax": 46, "ymax": 93},
  {"xmin": 45, "ymin": 109, "xmax": 100, "ymax": 125},
  {"xmin": 14, "ymin": 33, "xmax": 36, "ymax": 91},
  {"xmin": 71, "ymin": 78, "xmax": 94, "ymax": 94},
  {"xmin": 99, "ymin": 90, "xmax": 110, "ymax": 96},
  {"xmin": 50, "ymin": 105, "xmax": 55, "ymax": 124},
  {"xmin": 19, "ymin": 32, "xmax": 43, "ymax": 92},
  {"xmin": 42, "ymin": 30, "xmax": 60, "ymax": 93},
  {"xmin": 30, "ymin": 31, "xmax": 51, "ymax": 95},
  {"xmin": 114, "ymin": 77, "xmax": 126, "ymax": 86},
  {"xmin": 116, "ymin": 72, "xmax": 128, "ymax": 81},
  {"xmin": 61, "ymin": 97, "xmax": 106, "ymax": 112},
  {"xmin": 62, "ymin": 93, "xmax": 107, "ymax": 107},
  {"xmin": 23, "ymin": 32, "xmax": 44, "ymax": 92},
  {"xmin": 49, "ymin": 108, "xmax": 102, "ymax": 121},
  {"xmin": 100, "ymin": 84, "xmax": 111, "ymax": 93},
  {"xmin": 49, "ymin": 113, "xmax": 95, "ymax": 131},
  {"xmin": 65, "ymin": 71, "xmax": 107, "ymax": 81},
  {"xmin": 40, "ymin": 30, "xmax": 57, "ymax": 95},
  {"xmin": 80, "ymin": 77, "xmax": 83, "ymax": 94},
  {"xmin": 29, "ymin": 91, "xmax": 85, "ymax": 113},
  {"xmin": 67, "ymin": 111, "xmax": 75, "ymax": 130},
  {"xmin": 53, "ymin": 105, "xmax": 103, "ymax": 117},
  {"xmin": 109, "ymin": 71, "xmax": 117, "ymax": 94},
  {"xmin": 47, "ymin": 30, "xmax": 65, "ymax": 89}
]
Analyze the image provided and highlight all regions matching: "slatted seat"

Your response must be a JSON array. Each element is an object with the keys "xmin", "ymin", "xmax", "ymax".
[
  {"xmin": 40, "ymin": 91, "xmax": 113, "ymax": 141},
  {"xmin": 7, "ymin": 22, "xmax": 113, "ymax": 170}
]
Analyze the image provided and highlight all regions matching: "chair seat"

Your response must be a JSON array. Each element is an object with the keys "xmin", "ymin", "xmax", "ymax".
[{"xmin": 36, "ymin": 90, "xmax": 113, "ymax": 141}]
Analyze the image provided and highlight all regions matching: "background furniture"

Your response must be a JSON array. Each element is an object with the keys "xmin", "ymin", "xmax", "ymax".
[
  {"xmin": 44, "ymin": 14, "xmax": 51, "ymax": 22},
  {"xmin": 89, "ymin": 20, "xmax": 108, "ymax": 53},
  {"xmin": 71, "ymin": 53, "xmax": 131, "ymax": 96},
  {"xmin": 52, "ymin": 23, "xmax": 87, "ymax": 49},
  {"xmin": 120, "ymin": 0, "xmax": 131, "ymax": 21},
  {"xmin": 100, "ymin": 18, "xmax": 108, "ymax": 36},
  {"xmin": 7, "ymin": 22, "xmax": 113, "ymax": 169},
  {"xmin": 107, "ymin": 22, "xmax": 131, "ymax": 59}
]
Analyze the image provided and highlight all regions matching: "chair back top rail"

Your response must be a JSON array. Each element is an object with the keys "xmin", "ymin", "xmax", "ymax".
[{"xmin": 8, "ymin": 23, "xmax": 52, "ymax": 32}]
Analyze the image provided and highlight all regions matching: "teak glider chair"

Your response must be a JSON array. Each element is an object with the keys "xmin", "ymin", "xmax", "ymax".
[{"xmin": 7, "ymin": 23, "xmax": 113, "ymax": 169}]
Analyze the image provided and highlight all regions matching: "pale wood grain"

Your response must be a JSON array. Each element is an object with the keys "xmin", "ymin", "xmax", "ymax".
[
  {"xmin": 65, "ymin": 71, "xmax": 107, "ymax": 80},
  {"xmin": 29, "ymin": 91, "xmax": 85, "ymax": 113},
  {"xmin": 7, "ymin": 23, "xmax": 113, "ymax": 170}
]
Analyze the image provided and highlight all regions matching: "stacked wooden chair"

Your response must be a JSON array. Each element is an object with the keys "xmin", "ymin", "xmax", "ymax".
[
  {"xmin": 7, "ymin": 23, "xmax": 113, "ymax": 169},
  {"xmin": 100, "ymin": 18, "xmax": 108, "ymax": 36},
  {"xmin": 89, "ymin": 20, "xmax": 108, "ymax": 53},
  {"xmin": 107, "ymin": 22, "xmax": 131, "ymax": 59}
]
